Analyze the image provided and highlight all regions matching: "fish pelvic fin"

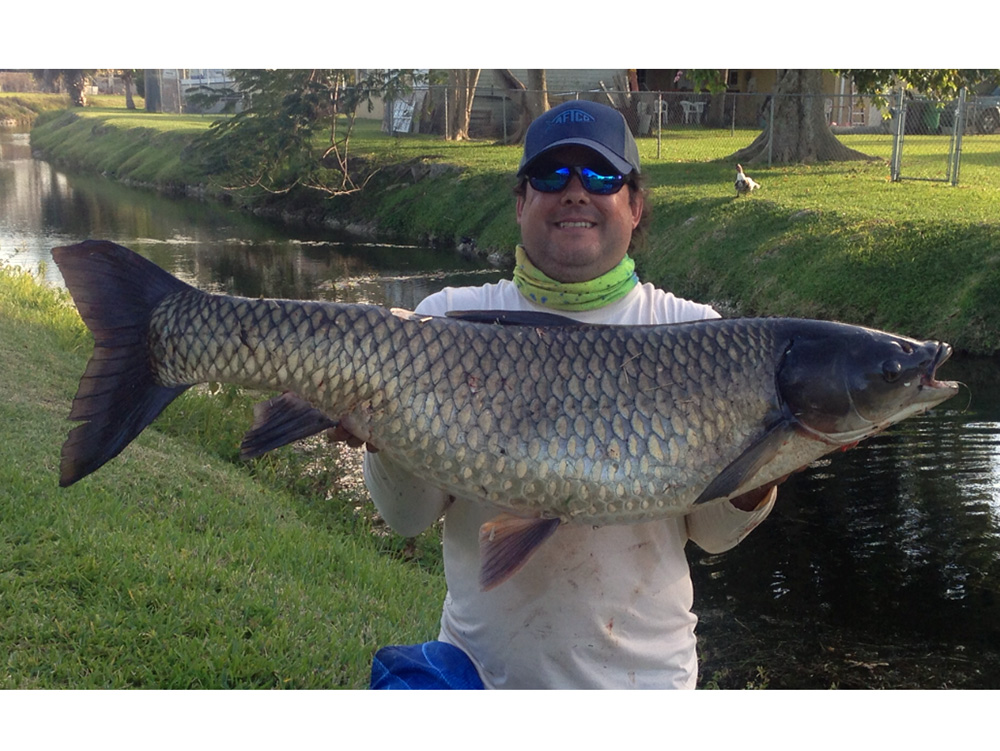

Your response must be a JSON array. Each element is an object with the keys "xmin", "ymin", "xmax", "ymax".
[
  {"xmin": 52, "ymin": 240, "xmax": 197, "ymax": 486},
  {"xmin": 240, "ymin": 391, "xmax": 338, "ymax": 459},
  {"xmin": 693, "ymin": 420, "xmax": 795, "ymax": 505},
  {"xmin": 478, "ymin": 513, "xmax": 560, "ymax": 591}
]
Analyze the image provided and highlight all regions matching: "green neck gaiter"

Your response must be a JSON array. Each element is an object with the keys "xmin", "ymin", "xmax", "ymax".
[{"xmin": 512, "ymin": 245, "xmax": 639, "ymax": 311}]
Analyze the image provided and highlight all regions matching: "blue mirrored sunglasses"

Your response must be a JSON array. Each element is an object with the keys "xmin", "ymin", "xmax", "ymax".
[{"xmin": 527, "ymin": 165, "xmax": 627, "ymax": 195}]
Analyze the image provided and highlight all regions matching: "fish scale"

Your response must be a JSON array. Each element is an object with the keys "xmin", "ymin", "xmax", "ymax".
[
  {"xmin": 53, "ymin": 240, "xmax": 959, "ymax": 589},
  {"xmin": 157, "ymin": 289, "xmax": 756, "ymax": 520}
]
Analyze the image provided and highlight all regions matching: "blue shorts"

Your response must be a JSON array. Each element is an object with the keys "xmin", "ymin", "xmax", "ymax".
[{"xmin": 369, "ymin": 641, "xmax": 484, "ymax": 690}]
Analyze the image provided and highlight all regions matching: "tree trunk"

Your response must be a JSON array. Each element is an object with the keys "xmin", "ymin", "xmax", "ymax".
[
  {"xmin": 526, "ymin": 69, "xmax": 550, "ymax": 119},
  {"xmin": 447, "ymin": 69, "xmax": 481, "ymax": 141},
  {"xmin": 705, "ymin": 69, "xmax": 729, "ymax": 127},
  {"xmin": 122, "ymin": 71, "xmax": 136, "ymax": 110},
  {"xmin": 495, "ymin": 69, "xmax": 550, "ymax": 144},
  {"xmin": 67, "ymin": 70, "xmax": 88, "ymax": 107},
  {"xmin": 730, "ymin": 69, "xmax": 874, "ymax": 164}
]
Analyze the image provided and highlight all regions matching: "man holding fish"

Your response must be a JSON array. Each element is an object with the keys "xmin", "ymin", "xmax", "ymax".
[
  {"xmin": 361, "ymin": 100, "xmax": 776, "ymax": 689},
  {"xmin": 54, "ymin": 100, "xmax": 956, "ymax": 690}
]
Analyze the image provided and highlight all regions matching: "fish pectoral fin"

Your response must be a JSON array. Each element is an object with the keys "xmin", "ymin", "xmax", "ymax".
[
  {"xmin": 240, "ymin": 391, "xmax": 338, "ymax": 459},
  {"xmin": 478, "ymin": 514, "xmax": 561, "ymax": 591},
  {"xmin": 693, "ymin": 421, "xmax": 795, "ymax": 505}
]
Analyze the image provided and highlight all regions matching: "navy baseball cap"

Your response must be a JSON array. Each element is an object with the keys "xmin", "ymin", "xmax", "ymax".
[{"xmin": 517, "ymin": 100, "xmax": 641, "ymax": 177}]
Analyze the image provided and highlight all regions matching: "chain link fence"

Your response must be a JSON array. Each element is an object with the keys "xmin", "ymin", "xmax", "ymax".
[
  {"xmin": 398, "ymin": 86, "xmax": 1000, "ymax": 188},
  {"xmin": 886, "ymin": 89, "xmax": 1000, "ymax": 185}
]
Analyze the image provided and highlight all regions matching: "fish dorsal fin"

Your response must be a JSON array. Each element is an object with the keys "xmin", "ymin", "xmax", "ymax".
[
  {"xmin": 478, "ymin": 514, "xmax": 561, "ymax": 590},
  {"xmin": 446, "ymin": 309, "xmax": 583, "ymax": 327},
  {"xmin": 240, "ymin": 391, "xmax": 337, "ymax": 459},
  {"xmin": 693, "ymin": 420, "xmax": 796, "ymax": 505}
]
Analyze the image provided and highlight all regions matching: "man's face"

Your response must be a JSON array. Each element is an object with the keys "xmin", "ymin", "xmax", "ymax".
[{"xmin": 516, "ymin": 145, "xmax": 643, "ymax": 284}]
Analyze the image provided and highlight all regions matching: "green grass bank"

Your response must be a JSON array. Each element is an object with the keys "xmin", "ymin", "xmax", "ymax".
[
  {"xmin": 23, "ymin": 100, "xmax": 1000, "ymax": 354},
  {"xmin": 0, "ymin": 260, "xmax": 445, "ymax": 688}
]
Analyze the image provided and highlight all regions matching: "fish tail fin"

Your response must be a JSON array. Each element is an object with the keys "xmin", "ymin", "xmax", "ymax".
[{"xmin": 52, "ymin": 240, "xmax": 195, "ymax": 486}]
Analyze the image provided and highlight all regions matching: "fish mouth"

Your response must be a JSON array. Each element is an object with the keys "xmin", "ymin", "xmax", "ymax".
[
  {"xmin": 924, "ymin": 343, "xmax": 954, "ymax": 384},
  {"xmin": 920, "ymin": 342, "xmax": 960, "ymax": 397}
]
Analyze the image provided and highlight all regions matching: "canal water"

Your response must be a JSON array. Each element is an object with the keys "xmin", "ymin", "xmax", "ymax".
[
  {"xmin": 0, "ymin": 131, "xmax": 504, "ymax": 307},
  {"xmin": 3, "ymin": 129, "xmax": 999, "ymax": 686}
]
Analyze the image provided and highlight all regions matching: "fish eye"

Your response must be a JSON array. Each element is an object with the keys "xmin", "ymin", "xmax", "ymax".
[
  {"xmin": 897, "ymin": 341, "xmax": 913, "ymax": 355},
  {"xmin": 882, "ymin": 360, "xmax": 902, "ymax": 382}
]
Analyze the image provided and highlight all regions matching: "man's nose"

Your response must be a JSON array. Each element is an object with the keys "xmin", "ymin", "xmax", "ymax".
[{"xmin": 560, "ymin": 174, "xmax": 590, "ymax": 202}]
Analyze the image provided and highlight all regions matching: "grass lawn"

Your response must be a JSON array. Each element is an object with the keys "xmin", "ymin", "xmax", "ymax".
[{"xmin": 0, "ymin": 262, "xmax": 445, "ymax": 688}]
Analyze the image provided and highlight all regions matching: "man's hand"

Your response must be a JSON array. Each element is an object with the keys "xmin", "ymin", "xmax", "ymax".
[
  {"xmin": 325, "ymin": 424, "xmax": 380, "ymax": 453},
  {"xmin": 729, "ymin": 484, "xmax": 778, "ymax": 512}
]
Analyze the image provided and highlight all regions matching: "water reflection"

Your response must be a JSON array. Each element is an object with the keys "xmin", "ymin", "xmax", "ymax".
[
  {"xmin": 136, "ymin": 239, "xmax": 503, "ymax": 310},
  {"xmin": 0, "ymin": 130, "xmax": 505, "ymax": 304}
]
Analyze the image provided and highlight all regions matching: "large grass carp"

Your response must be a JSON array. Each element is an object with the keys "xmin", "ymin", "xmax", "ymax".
[{"xmin": 53, "ymin": 240, "xmax": 959, "ymax": 589}]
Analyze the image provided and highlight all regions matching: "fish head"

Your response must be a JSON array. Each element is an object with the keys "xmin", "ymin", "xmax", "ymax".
[{"xmin": 776, "ymin": 323, "xmax": 960, "ymax": 444}]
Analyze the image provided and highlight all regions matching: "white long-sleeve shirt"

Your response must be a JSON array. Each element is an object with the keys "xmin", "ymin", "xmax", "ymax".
[{"xmin": 364, "ymin": 279, "xmax": 774, "ymax": 689}]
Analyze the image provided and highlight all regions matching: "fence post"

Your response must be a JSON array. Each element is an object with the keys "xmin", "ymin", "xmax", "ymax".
[
  {"xmin": 502, "ymin": 93, "xmax": 507, "ymax": 144},
  {"xmin": 657, "ymin": 93, "xmax": 662, "ymax": 160},
  {"xmin": 946, "ymin": 93, "xmax": 956, "ymax": 184},
  {"xmin": 444, "ymin": 86, "xmax": 449, "ymax": 141},
  {"xmin": 767, "ymin": 95, "xmax": 775, "ymax": 167},
  {"xmin": 950, "ymin": 88, "xmax": 966, "ymax": 186},
  {"xmin": 890, "ymin": 89, "xmax": 904, "ymax": 181}
]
